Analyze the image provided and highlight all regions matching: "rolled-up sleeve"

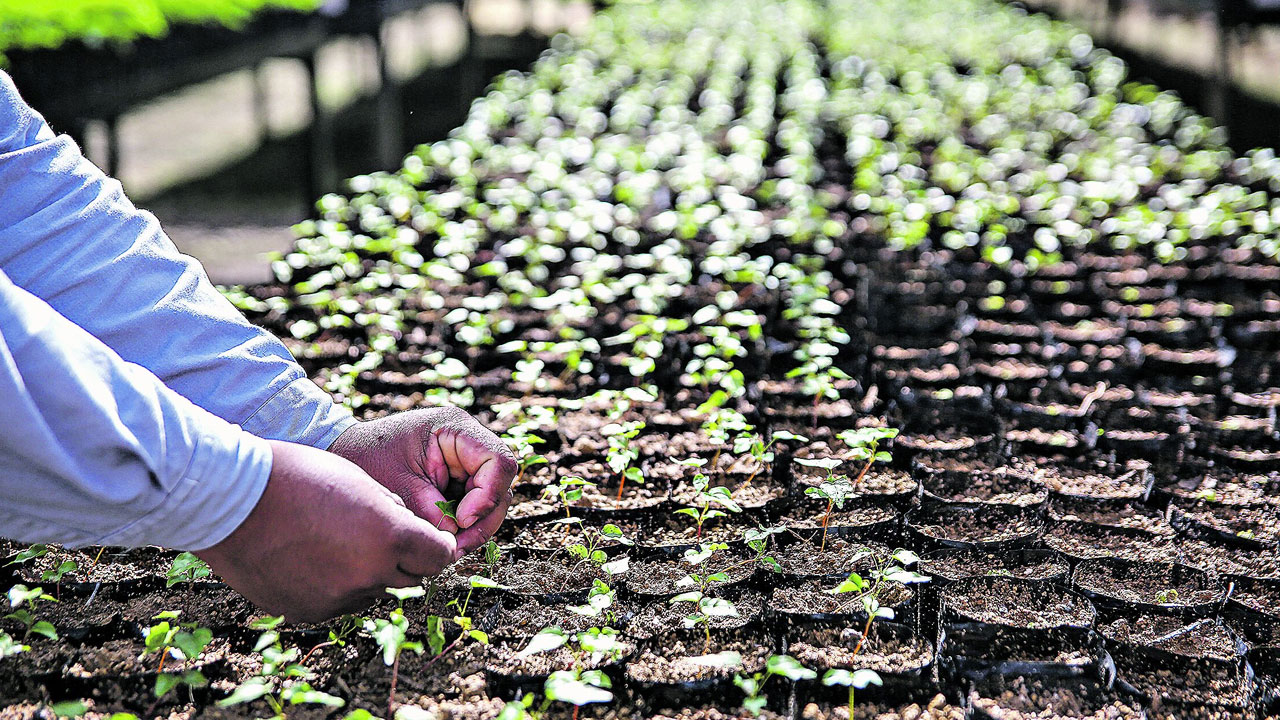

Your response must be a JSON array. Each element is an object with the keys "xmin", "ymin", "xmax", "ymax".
[
  {"xmin": 0, "ymin": 269, "xmax": 271, "ymax": 550},
  {"xmin": 0, "ymin": 70, "xmax": 355, "ymax": 450}
]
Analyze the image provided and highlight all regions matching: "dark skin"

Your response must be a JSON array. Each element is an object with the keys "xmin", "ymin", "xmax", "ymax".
[{"xmin": 199, "ymin": 407, "xmax": 517, "ymax": 623}]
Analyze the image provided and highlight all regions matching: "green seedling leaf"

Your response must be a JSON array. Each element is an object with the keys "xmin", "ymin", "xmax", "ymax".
[
  {"xmin": 344, "ymin": 711, "xmax": 377, "ymax": 720},
  {"xmin": 766, "ymin": 654, "xmax": 817, "ymax": 681},
  {"xmin": 6, "ymin": 545, "xmax": 48, "ymax": 566},
  {"xmin": 470, "ymin": 575, "xmax": 511, "ymax": 590},
  {"xmin": 49, "ymin": 700, "xmax": 89, "ymax": 718},
  {"xmin": 283, "ymin": 683, "xmax": 345, "ymax": 707},
  {"xmin": 250, "ymin": 616, "xmax": 284, "ymax": 631},
  {"xmin": 435, "ymin": 500, "xmax": 459, "ymax": 520},
  {"xmin": 519, "ymin": 627, "xmax": 569, "ymax": 658},
  {"xmin": 670, "ymin": 591, "xmax": 704, "ymax": 605},
  {"xmin": 823, "ymin": 668, "xmax": 883, "ymax": 689},
  {"xmin": 795, "ymin": 457, "xmax": 842, "ymax": 471},
  {"xmin": 427, "ymin": 615, "xmax": 446, "ymax": 656},
  {"xmin": 544, "ymin": 671, "xmax": 613, "ymax": 705},
  {"xmin": 218, "ymin": 679, "xmax": 271, "ymax": 706},
  {"xmin": 497, "ymin": 700, "xmax": 529, "ymax": 720},
  {"xmin": 699, "ymin": 597, "xmax": 739, "ymax": 617},
  {"xmin": 828, "ymin": 573, "xmax": 867, "ymax": 595},
  {"xmin": 772, "ymin": 430, "xmax": 809, "ymax": 442}
]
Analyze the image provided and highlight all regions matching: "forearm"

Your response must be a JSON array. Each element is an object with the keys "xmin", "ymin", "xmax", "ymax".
[
  {"xmin": 0, "ymin": 270, "xmax": 272, "ymax": 551},
  {"xmin": 0, "ymin": 70, "xmax": 354, "ymax": 448}
]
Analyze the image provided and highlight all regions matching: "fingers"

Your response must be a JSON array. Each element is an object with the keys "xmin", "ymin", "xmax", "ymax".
[
  {"xmin": 391, "ymin": 512, "xmax": 459, "ymax": 578},
  {"xmin": 454, "ymin": 489, "xmax": 512, "ymax": 559},
  {"xmin": 434, "ymin": 417, "xmax": 517, "ymax": 528},
  {"xmin": 398, "ymin": 474, "xmax": 461, "ymax": 534}
]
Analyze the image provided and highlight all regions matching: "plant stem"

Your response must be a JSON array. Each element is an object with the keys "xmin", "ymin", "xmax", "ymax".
[
  {"xmin": 616, "ymin": 473, "xmax": 626, "ymax": 500},
  {"xmin": 299, "ymin": 640, "xmax": 336, "ymax": 668},
  {"xmin": 847, "ymin": 685, "xmax": 855, "ymax": 720},
  {"xmin": 388, "ymin": 653, "xmax": 401, "ymax": 720},
  {"xmin": 820, "ymin": 499, "xmax": 833, "ymax": 552},
  {"xmin": 573, "ymin": 705, "xmax": 580, "ymax": 720}
]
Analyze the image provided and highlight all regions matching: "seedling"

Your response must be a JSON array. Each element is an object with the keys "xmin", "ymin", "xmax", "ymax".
[
  {"xmin": 3, "ymin": 546, "xmax": 74, "ymax": 596},
  {"xmin": 422, "ymin": 576, "xmax": 497, "ymax": 672},
  {"xmin": 733, "ymin": 429, "xmax": 809, "ymax": 490},
  {"xmin": 822, "ymin": 668, "xmax": 883, "ymax": 719},
  {"xmin": 820, "ymin": 548, "xmax": 929, "ymax": 715},
  {"xmin": 165, "ymin": 552, "xmax": 211, "ymax": 588},
  {"xmin": 140, "ymin": 611, "xmax": 212, "ymax": 702},
  {"xmin": 675, "ymin": 471, "xmax": 742, "ymax": 539},
  {"xmin": 671, "ymin": 529, "xmax": 783, "ymax": 652},
  {"xmin": 836, "ymin": 427, "xmax": 898, "ymax": 486},
  {"xmin": 218, "ymin": 615, "xmax": 344, "ymax": 717},
  {"xmin": 702, "ymin": 407, "xmax": 751, "ymax": 473},
  {"xmin": 4, "ymin": 544, "xmax": 48, "ymax": 567},
  {"xmin": 602, "ymin": 420, "xmax": 645, "ymax": 498},
  {"xmin": 567, "ymin": 580, "xmax": 618, "ymax": 624},
  {"xmin": 5, "ymin": 585, "xmax": 57, "ymax": 643},
  {"xmin": 365, "ymin": 587, "xmax": 429, "ymax": 718},
  {"xmin": 568, "ymin": 524, "xmax": 633, "ymax": 574},
  {"xmin": 1155, "ymin": 588, "xmax": 1180, "ymax": 604},
  {"xmin": 735, "ymin": 655, "xmax": 816, "ymax": 717},
  {"xmin": 542, "ymin": 475, "xmax": 596, "ymax": 518},
  {"xmin": 516, "ymin": 627, "xmax": 627, "ymax": 720},
  {"xmin": 505, "ymin": 432, "xmax": 549, "ymax": 484},
  {"xmin": 795, "ymin": 457, "xmax": 850, "ymax": 552}
]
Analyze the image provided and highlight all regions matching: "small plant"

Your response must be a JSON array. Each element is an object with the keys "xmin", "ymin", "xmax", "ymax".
[
  {"xmin": 514, "ymin": 626, "xmax": 628, "ymax": 720},
  {"xmin": 1155, "ymin": 588, "xmax": 1180, "ymax": 604},
  {"xmin": 541, "ymin": 475, "xmax": 596, "ymax": 518},
  {"xmin": 165, "ymin": 552, "xmax": 212, "ymax": 588},
  {"xmin": 675, "ymin": 468, "xmax": 742, "ymax": 539},
  {"xmin": 671, "ymin": 528, "xmax": 783, "ymax": 652},
  {"xmin": 822, "ymin": 668, "xmax": 883, "ymax": 720},
  {"xmin": 567, "ymin": 580, "xmax": 618, "ymax": 624},
  {"xmin": 795, "ymin": 457, "xmax": 850, "ymax": 552},
  {"xmin": 602, "ymin": 420, "xmax": 645, "ymax": 497},
  {"xmin": 140, "ymin": 611, "xmax": 212, "ymax": 702},
  {"xmin": 365, "ymin": 587, "xmax": 429, "ymax": 718},
  {"xmin": 818, "ymin": 548, "xmax": 929, "ymax": 717},
  {"xmin": 422, "ymin": 576, "xmax": 496, "ymax": 671},
  {"xmin": 735, "ymin": 654, "xmax": 816, "ymax": 717},
  {"xmin": 836, "ymin": 427, "xmax": 898, "ymax": 484},
  {"xmin": 0, "ymin": 631, "xmax": 25, "ymax": 659},
  {"xmin": 733, "ymin": 429, "xmax": 809, "ymax": 490},
  {"xmin": 568, "ymin": 524, "xmax": 633, "ymax": 574},
  {"xmin": 506, "ymin": 432, "xmax": 549, "ymax": 484},
  {"xmin": 218, "ymin": 615, "xmax": 344, "ymax": 717},
  {"xmin": 5, "ymin": 585, "xmax": 57, "ymax": 643}
]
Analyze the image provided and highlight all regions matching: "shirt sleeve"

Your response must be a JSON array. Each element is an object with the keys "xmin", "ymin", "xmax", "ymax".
[
  {"xmin": 0, "ymin": 269, "xmax": 272, "ymax": 551},
  {"xmin": 0, "ymin": 70, "xmax": 356, "ymax": 450}
]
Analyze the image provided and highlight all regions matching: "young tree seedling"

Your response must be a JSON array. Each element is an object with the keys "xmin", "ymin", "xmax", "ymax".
[
  {"xmin": 541, "ymin": 475, "xmax": 596, "ymax": 519},
  {"xmin": 670, "ymin": 528, "xmax": 783, "ymax": 653},
  {"xmin": 836, "ymin": 427, "xmax": 899, "ymax": 488},
  {"xmin": 568, "ymin": 524, "xmax": 633, "ymax": 574},
  {"xmin": 795, "ymin": 457, "xmax": 850, "ymax": 552},
  {"xmin": 675, "ymin": 470, "xmax": 742, "ymax": 540},
  {"xmin": 505, "ymin": 432, "xmax": 549, "ymax": 484},
  {"xmin": 165, "ymin": 552, "xmax": 211, "ymax": 588},
  {"xmin": 732, "ymin": 429, "xmax": 809, "ymax": 491},
  {"xmin": 365, "ymin": 587, "xmax": 430, "ymax": 719},
  {"xmin": 735, "ymin": 654, "xmax": 817, "ymax": 717},
  {"xmin": 602, "ymin": 420, "xmax": 645, "ymax": 498},
  {"xmin": 218, "ymin": 615, "xmax": 345, "ymax": 718},
  {"xmin": 140, "ymin": 611, "xmax": 212, "ymax": 705},
  {"xmin": 516, "ymin": 626, "xmax": 627, "ymax": 720},
  {"xmin": 820, "ymin": 548, "xmax": 929, "ymax": 717},
  {"xmin": 5, "ymin": 585, "xmax": 57, "ymax": 643}
]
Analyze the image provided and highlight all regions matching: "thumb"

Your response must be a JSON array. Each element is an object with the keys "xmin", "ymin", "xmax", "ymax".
[{"xmin": 391, "ymin": 513, "xmax": 458, "ymax": 579}]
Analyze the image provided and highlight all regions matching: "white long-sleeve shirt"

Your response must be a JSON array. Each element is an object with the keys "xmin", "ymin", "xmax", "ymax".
[{"xmin": 0, "ymin": 70, "xmax": 356, "ymax": 550}]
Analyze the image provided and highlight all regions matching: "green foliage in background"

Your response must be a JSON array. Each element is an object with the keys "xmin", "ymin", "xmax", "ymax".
[{"xmin": 0, "ymin": 0, "xmax": 320, "ymax": 59}]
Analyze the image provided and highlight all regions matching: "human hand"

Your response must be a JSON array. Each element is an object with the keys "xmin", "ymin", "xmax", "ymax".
[
  {"xmin": 328, "ymin": 407, "xmax": 518, "ymax": 559},
  {"xmin": 197, "ymin": 440, "xmax": 457, "ymax": 623}
]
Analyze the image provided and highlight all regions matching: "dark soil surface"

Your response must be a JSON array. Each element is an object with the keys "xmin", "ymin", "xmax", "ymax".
[
  {"xmin": 626, "ymin": 592, "xmax": 764, "ymax": 641},
  {"xmin": 1099, "ymin": 615, "xmax": 1241, "ymax": 661},
  {"xmin": 944, "ymin": 578, "xmax": 1094, "ymax": 628},
  {"xmin": 921, "ymin": 550, "xmax": 1068, "ymax": 583},
  {"xmin": 623, "ymin": 552, "xmax": 757, "ymax": 597},
  {"xmin": 770, "ymin": 537, "xmax": 893, "ymax": 578},
  {"xmin": 910, "ymin": 507, "xmax": 1041, "ymax": 545},
  {"xmin": 1073, "ymin": 560, "xmax": 1221, "ymax": 608}
]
